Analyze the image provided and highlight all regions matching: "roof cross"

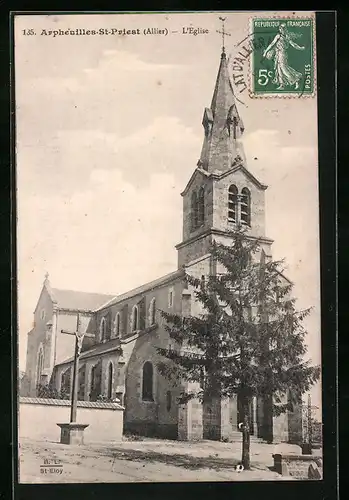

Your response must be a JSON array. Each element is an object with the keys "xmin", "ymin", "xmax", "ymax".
[{"xmin": 217, "ymin": 16, "xmax": 231, "ymax": 54}]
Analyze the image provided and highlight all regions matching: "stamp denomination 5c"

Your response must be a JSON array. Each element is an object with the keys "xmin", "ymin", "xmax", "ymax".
[{"xmin": 250, "ymin": 17, "xmax": 315, "ymax": 97}]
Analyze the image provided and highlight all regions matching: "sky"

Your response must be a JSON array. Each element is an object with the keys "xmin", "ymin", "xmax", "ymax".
[{"xmin": 15, "ymin": 12, "xmax": 321, "ymax": 413}]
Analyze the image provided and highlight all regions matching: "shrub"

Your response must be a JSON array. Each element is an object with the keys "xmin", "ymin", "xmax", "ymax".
[{"xmin": 36, "ymin": 383, "xmax": 70, "ymax": 400}]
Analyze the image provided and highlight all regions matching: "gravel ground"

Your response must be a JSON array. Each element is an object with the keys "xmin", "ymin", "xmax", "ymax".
[{"xmin": 18, "ymin": 437, "xmax": 304, "ymax": 483}]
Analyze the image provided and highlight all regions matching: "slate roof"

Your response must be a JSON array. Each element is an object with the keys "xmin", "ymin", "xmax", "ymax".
[
  {"xmin": 50, "ymin": 288, "xmax": 115, "ymax": 312},
  {"xmin": 96, "ymin": 269, "xmax": 185, "ymax": 311},
  {"xmin": 55, "ymin": 337, "xmax": 123, "ymax": 366},
  {"xmin": 198, "ymin": 50, "xmax": 245, "ymax": 174}
]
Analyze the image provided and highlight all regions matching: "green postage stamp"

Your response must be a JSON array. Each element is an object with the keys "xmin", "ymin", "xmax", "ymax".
[{"xmin": 251, "ymin": 17, "xmax": 315, "ymax": 97}]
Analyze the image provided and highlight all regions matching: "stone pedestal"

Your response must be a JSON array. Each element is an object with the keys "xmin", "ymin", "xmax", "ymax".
[{"xmin": 57, "ymin": 423, "xmax": 89, "ymax": 445}]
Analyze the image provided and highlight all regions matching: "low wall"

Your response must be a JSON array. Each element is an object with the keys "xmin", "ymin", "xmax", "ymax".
[
  {"xmin": 273, "ymin": 453, "xmax": 323, "ymax": 479},
  {"xmin": 19, "ymin": 397, "xmax": 124, "ymax": 444}
]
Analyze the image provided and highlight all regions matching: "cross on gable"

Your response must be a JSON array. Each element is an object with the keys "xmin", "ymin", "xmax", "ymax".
[{"xmin": 217, "ymin": 16, "xmax": 231, "ymax": 53}]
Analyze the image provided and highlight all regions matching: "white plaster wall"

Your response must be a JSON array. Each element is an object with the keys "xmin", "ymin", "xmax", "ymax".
[{"xmin": 19, "ymin": 401, "xmax": 124, "ymax": 444}]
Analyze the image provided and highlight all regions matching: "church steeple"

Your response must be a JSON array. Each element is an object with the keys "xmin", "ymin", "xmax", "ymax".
[
  {"xmin": 177, "ymin": 42, "xmax": 271, "ymax": 270},
  {"xmin": 198, "ymin": 50, "xmax": 245, "ymax": 173}
]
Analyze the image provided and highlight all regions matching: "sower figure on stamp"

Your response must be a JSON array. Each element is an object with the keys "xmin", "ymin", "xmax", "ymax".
[
  {"xmin": 57, "ymin": 313, "xmax": 94, "ymax": 444},
  {"xmin": 263, "ymin": 23, "xmax": 305, "ymax": 90}
]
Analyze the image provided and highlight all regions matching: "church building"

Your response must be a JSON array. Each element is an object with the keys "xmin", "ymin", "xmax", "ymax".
[{"xmin": 23, "ymin": 48, "xmax": 302, "ymax": 444}]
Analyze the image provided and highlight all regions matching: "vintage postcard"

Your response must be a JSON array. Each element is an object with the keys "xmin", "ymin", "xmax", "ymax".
[{"xmin": 15, "ymin": 11, "xmax": 323, "ymax": 483}]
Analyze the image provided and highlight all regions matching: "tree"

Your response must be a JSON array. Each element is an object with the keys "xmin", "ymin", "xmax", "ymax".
[{"xmin": 157, "ymin": 228, "xmax": 320, "ymax": 470}]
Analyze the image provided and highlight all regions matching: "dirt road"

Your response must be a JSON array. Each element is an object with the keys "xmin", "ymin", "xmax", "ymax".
[{"xmin": 18, "ymin": 437, "xmax": 298, "ymax": 483}]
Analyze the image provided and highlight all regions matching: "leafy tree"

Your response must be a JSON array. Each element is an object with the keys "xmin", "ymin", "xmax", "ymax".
[{"xmin": 157, "ymin": 228, "xmax": 320, "ymax": 469}]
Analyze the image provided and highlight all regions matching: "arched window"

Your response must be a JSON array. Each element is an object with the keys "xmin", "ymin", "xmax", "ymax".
[
  {"xmin": 78, "ymin": 364, "xmax": 86, "ymax": 401},
  {"xmin": 90, "ymin": 361, "xmax": 102, "ymax": 402},
  {"xmin": 100, "ymin": 317, "xmax": 107, "ymax": 342},
  {"xmin": 149, "ymin": 298, "xmax": 156, "ymax": 326},
  {"xmin": 114, "ymin": 313, "xmax": 121, "ymax": 337},
  {"xmin": 168, "ymin": 287, "xmax": 174, "ymax": 308},
  {"xmin": 240, "ymin": 187, "xmax": 251, "ymax": 226},
  {"xmin": 107, "ymin": 362, "xmax": 113, "ymax": 399},
  {"xmin": 142, "ymin": 361, "xmax": 154, "ymax": 401},
  {"xmin": 60, "ymin": 367, "xmax": 71, "ymax": 398},
  {"xmin": 191, "ymin": 191, "xmax": 198, "ymax": 230},
  {"xmin": 90, "ymin": 365, "xmax": 96, "ymax": 401},
  {"xmin": 132, "ymin": 305, "xmax": 139, "ymax": 332},
  {"xmin": 166, "ymin": 391, "xmax": 172, "ymax": 412},
  {"xmin": 198, "ymin": 187, "xmax": 205, "ymax": 226},
  {"xmin": 228, "ymin": 185, "xmax": 238, "ymax": 223}
]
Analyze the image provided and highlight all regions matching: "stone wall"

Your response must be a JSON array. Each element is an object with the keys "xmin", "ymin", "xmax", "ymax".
[
  {"xmin": 123, "ymin": 332, "xmax": 182, "ymax": 438},
  {"xmin": 95, "ymin": 276, "xmax": 183, "ymax": 342},
  {"xmin": 287, "ymin": 399, "xmax": 304, "ymax": 445},
  {"xmin": 177, "ymin": 233, "xmax": 213, "ymax": 268},
  {"xmin": 273, "ymin": 453, "xmax": 323, "ymax": 479},
  {"xmin": 178, "ymin": 397, "xmax": 203, "ymax": 441},
  {"xmin": 181, "ymin": 171, "xmax": 214, "ymax": 242},
  {"xmin": 19, "ymin": 397, "xmax": 124, "ymax": 443},
  {"xmin": 122, "ymin": 278, "xmax": 184, "ymax": 438},
  {"xmin": 212, "ymin": 168, "xmax": 266, "ymax": 239}
]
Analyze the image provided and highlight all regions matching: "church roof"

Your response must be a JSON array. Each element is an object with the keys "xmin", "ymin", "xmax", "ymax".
[
  {"xmin": 55, "ymin": 337, "xmax": 122, "ymax": 365},
  {"xmin": 181, "ymin": 163, "xmax": 267, "ymax": 197},
  {"xmin": 96, "ymin": 269, "xmax": 185, "ymax": 311},
  {"xmin": 210, "ymin": 51, "xmax": 238, "ymax": 119},
  {"xmin": 49, "ymin": 288, "xmax": 115, "ymax": 312}
]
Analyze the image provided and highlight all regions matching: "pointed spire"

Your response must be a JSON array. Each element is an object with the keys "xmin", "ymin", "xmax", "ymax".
[
  {"xmin": 210, "ymin": 49, "xmax": 236, "ymax": 117},
  {"xmin": 198, "ymin": 49, "xmax": 246, "ymax": 173}
]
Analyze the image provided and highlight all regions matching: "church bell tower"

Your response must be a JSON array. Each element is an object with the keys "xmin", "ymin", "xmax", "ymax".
[
  {"xmin": 176, "ymin": 48, "xmax": 274, "ymax": 275},
  {"xmin": 176, "ymin": 43, "xmax": 277, "ymax": 442}
]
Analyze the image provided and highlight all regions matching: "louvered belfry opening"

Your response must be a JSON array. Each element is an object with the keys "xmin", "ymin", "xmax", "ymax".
[{"xmin": 228, "ymin": 184, "xmax": 238, "ymax": 223}]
